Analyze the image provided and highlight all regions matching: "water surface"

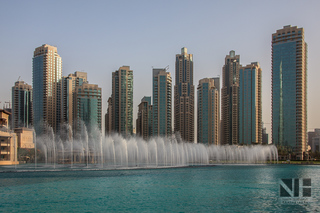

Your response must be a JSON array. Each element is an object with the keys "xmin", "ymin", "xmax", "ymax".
[{"xmin": 0, "ymin": 165, "xmax": 319, "ymax": 212}]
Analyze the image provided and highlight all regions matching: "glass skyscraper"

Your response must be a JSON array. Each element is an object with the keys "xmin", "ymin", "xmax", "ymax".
[
  {"xmin": 239, "ymin": 63, "xmax": 262, "ymax": 145},
  {"xmin": 111, "ymin": 66, "xmax": 133, "ymax": 135},
  {"xmin": 197, "ymin": 78, "xmax": 220, "ymax": 145},
  {"xmin": 272, "ymin": 25, "xmax": 307, "ymax": 160},
  {"xmin": 174, "ymin": 47, "xmax": 194, "ymax": 142},
  {"xmin": 32, "ymin": 44, "xmax": 62, "ymax": 134},
  {"xmin": 59, "ymin": 71, "xmax": 87, "ymax": 135},
  {"xmin": 74, "ymin": 83, "xmax": 102, "ymax": 135},
  {"xmin": 153, "ymin": 68, "xmax": 172, "ymax": 137},
  {"xmin": 11, "ymin": 81, "xmax": 33, "ymax": 129}
]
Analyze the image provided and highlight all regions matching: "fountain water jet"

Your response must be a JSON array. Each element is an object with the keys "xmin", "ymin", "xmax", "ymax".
[{"xmin": 32, "ymin": 125, "xmax": 278, "ymax": 169}]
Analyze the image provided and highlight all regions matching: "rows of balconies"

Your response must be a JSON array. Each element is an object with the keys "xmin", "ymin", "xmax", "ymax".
[{"xmin": 0, "ymin": 150, "xmax": 10, "ymax": 154}]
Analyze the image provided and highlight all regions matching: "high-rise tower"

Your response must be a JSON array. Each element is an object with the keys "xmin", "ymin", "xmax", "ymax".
[
  {"xmin": 32, "ymin": 44, "xmax": 62, "ymax": 134},
  {"xmin": 136, "ymin": 96, "xmax": 153, "ymax": 140},
  {"xmin": 221, "ymin": 50, "xmax": 240, "ymax": 145},
  {"xmin": 59, "ymin": 71, "xmax": 87, "ymax": 134},
  {"xmin": 174, "ymin": 47, "xmax": 194, "ymax": 142},
  {"xmin": 153, "ymin": 68, "xmax": 172, "ymax": 137},
  {"xmin": 272, "ymin": 25, "xmax": 307, "ymax": 160},
  {"xmin": 73, "ymin": 83, "xmax": 102, "ymax": 135},
  {"xmin": 197, "ymin": 78, "xmax": 220, "ymax": 145},
  {"xmin": 11, "ymin": 81, "xmax": 33, "ymax": 129},
  {"xmin": 111, "ymin": 66, "xmax": 133, "ymax": 136},
  {"xmin": 239, "ymin": 62, "xmax": 262, "ymax": 145}
]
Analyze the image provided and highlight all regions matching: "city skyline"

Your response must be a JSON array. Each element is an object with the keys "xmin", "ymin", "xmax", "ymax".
[{"xmin": 1, "ymin": 1, "xmax": 320, "ymax": 141}]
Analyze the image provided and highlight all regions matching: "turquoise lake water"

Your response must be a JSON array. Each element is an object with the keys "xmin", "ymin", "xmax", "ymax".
[{"xmin": 0, "ymin": 165, "xmax": 319, "ymax": 212}]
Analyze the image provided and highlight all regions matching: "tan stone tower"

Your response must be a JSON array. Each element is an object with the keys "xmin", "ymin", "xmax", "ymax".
[{"xmin": 174, "ymin": 47, "xmax": 194, "ymax": 142}]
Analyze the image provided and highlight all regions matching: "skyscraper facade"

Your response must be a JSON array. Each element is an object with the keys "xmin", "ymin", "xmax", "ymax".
[
  {"xmin": 32, "ymin": 44, "xmax": 62, "ymax": 134},
  {"xmin": 136, "ymin": 96, "xmax": 153, "ymax": 140},
  {"xmin": 153, "ymin": 68, "xmax": 172, "ymax": 137},
  {"xmin": 73, "ymin": 83, "xmax": 101, "ymax": 134},
  {"xmin": 60, "ymin": 71, "xmax": 87, "ymax": 133},
  {"xmin": 239, "ymin": 62, "xmax": 262, "ymax": 145},
  {"xmin": 111, "ymin": 66, "xmax": 133, "ymax": 135},
  {"xmin": 197, "ymin": 78, "xmax": 220, "ymax": 145},
  {"xmin": 272, "ymin": 25, "xmax": 307, "ymax": 160},
  {"xmin": 174, "ymin": 47, "xmax": 194, "ymax": 142},
  {"xmin": 221, "ymin": 50, "xmax": 240, "ymax": 145},
  {"xmin": 11, "ymin": 81, "xmax": 33, "ymax": 129}
]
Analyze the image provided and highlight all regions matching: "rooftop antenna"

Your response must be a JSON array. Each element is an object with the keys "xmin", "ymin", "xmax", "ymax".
[{"xmin": 165, "ymin": 65, "xmax": 169, "ymax": 71}]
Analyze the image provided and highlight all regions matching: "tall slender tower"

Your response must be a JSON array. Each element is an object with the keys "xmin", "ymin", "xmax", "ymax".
[
  {"xmin": 272, "ymin": 25, "xmax": 307, "ymax": 160},
  {"xmin": 174, "ymin": 47, "xmax": 194, "ymax": 142},
  {"xmin": 11, "ymin": 81, "xmax": 33, "ymax": 129},
  {"xmin": 153, "ymin": 68, "xmax": 172, "ymax": 137},
  {"xmin": 32, "ymin": 44, "xmax": 62, "ymax": 134},
  {"xmin": 197, "ymin": 78, "xmax": 220, "ymax": 145},
  {"xmin": 221, "ymin": 50, "xmax": 240, "ymax": 145},
  {"xmin": 111, "ymin": 66, "xmax": 133, "ymax": 135},
  {"xmin": 239, "ymin": 62, "xmax": 262, "ymax": 144}
]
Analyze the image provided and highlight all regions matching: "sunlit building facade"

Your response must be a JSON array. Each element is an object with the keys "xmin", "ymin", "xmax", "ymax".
[
  {"xmin": 11, "ymin": 81, "xmax": 33, "ymax": 129},
  {"xmin": 221, "ymin": 50, "xmax": 240, "ymax": 145},
  {"xmin": 59, "ymin": 71, "xmax": 87, "ymax": 134},
  {"xmin": 32, "ymin": 44, "xmax": 62, "ymax": 134},
  {"xmin": 174, "ymin": 47, "xmax": 194, "ymax": 142},
  {"xmin": 197, "ymin": 78, "xmax": 220, "ymax": 145},
  {"xmin": 153, "ymin": 68, "xmax": 172, "ymax": 137},
  {"xmin": 239, "ymin": 62, "xmax": 262, "ymax": 145},
  {"xmin": 74, "ymin": 83, "xmax": 102, "ymax": 135},
  {"xmin": 111, "ymin": 66, "xmax": 133, "ymax": 135},
  {"xmin": 272, "ymin": 25, "xmax": 307, "ymax": 160},
  {"xmin": 0, "ymin": 110, "xmax": 18, "ymax": 165}
]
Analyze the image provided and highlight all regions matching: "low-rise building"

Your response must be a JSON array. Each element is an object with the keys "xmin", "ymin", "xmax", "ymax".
[
  {"xmin": 14, "ymin": 127, "xmax": 34, "ymax": 149},
  {"xmin": 0, "ymin": 109, "xmax": 18, "ymax": 165}
]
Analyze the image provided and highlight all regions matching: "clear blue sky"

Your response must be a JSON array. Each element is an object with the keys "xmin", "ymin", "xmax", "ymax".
[{"xmin": 1, "ymin": 0, "xmax": 319, "ymax": 140}]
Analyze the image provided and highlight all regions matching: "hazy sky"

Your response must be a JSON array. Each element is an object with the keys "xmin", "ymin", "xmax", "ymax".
[{"xmin": 1, "ymin": 0, "xmax": 319, "ymax": 139}]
